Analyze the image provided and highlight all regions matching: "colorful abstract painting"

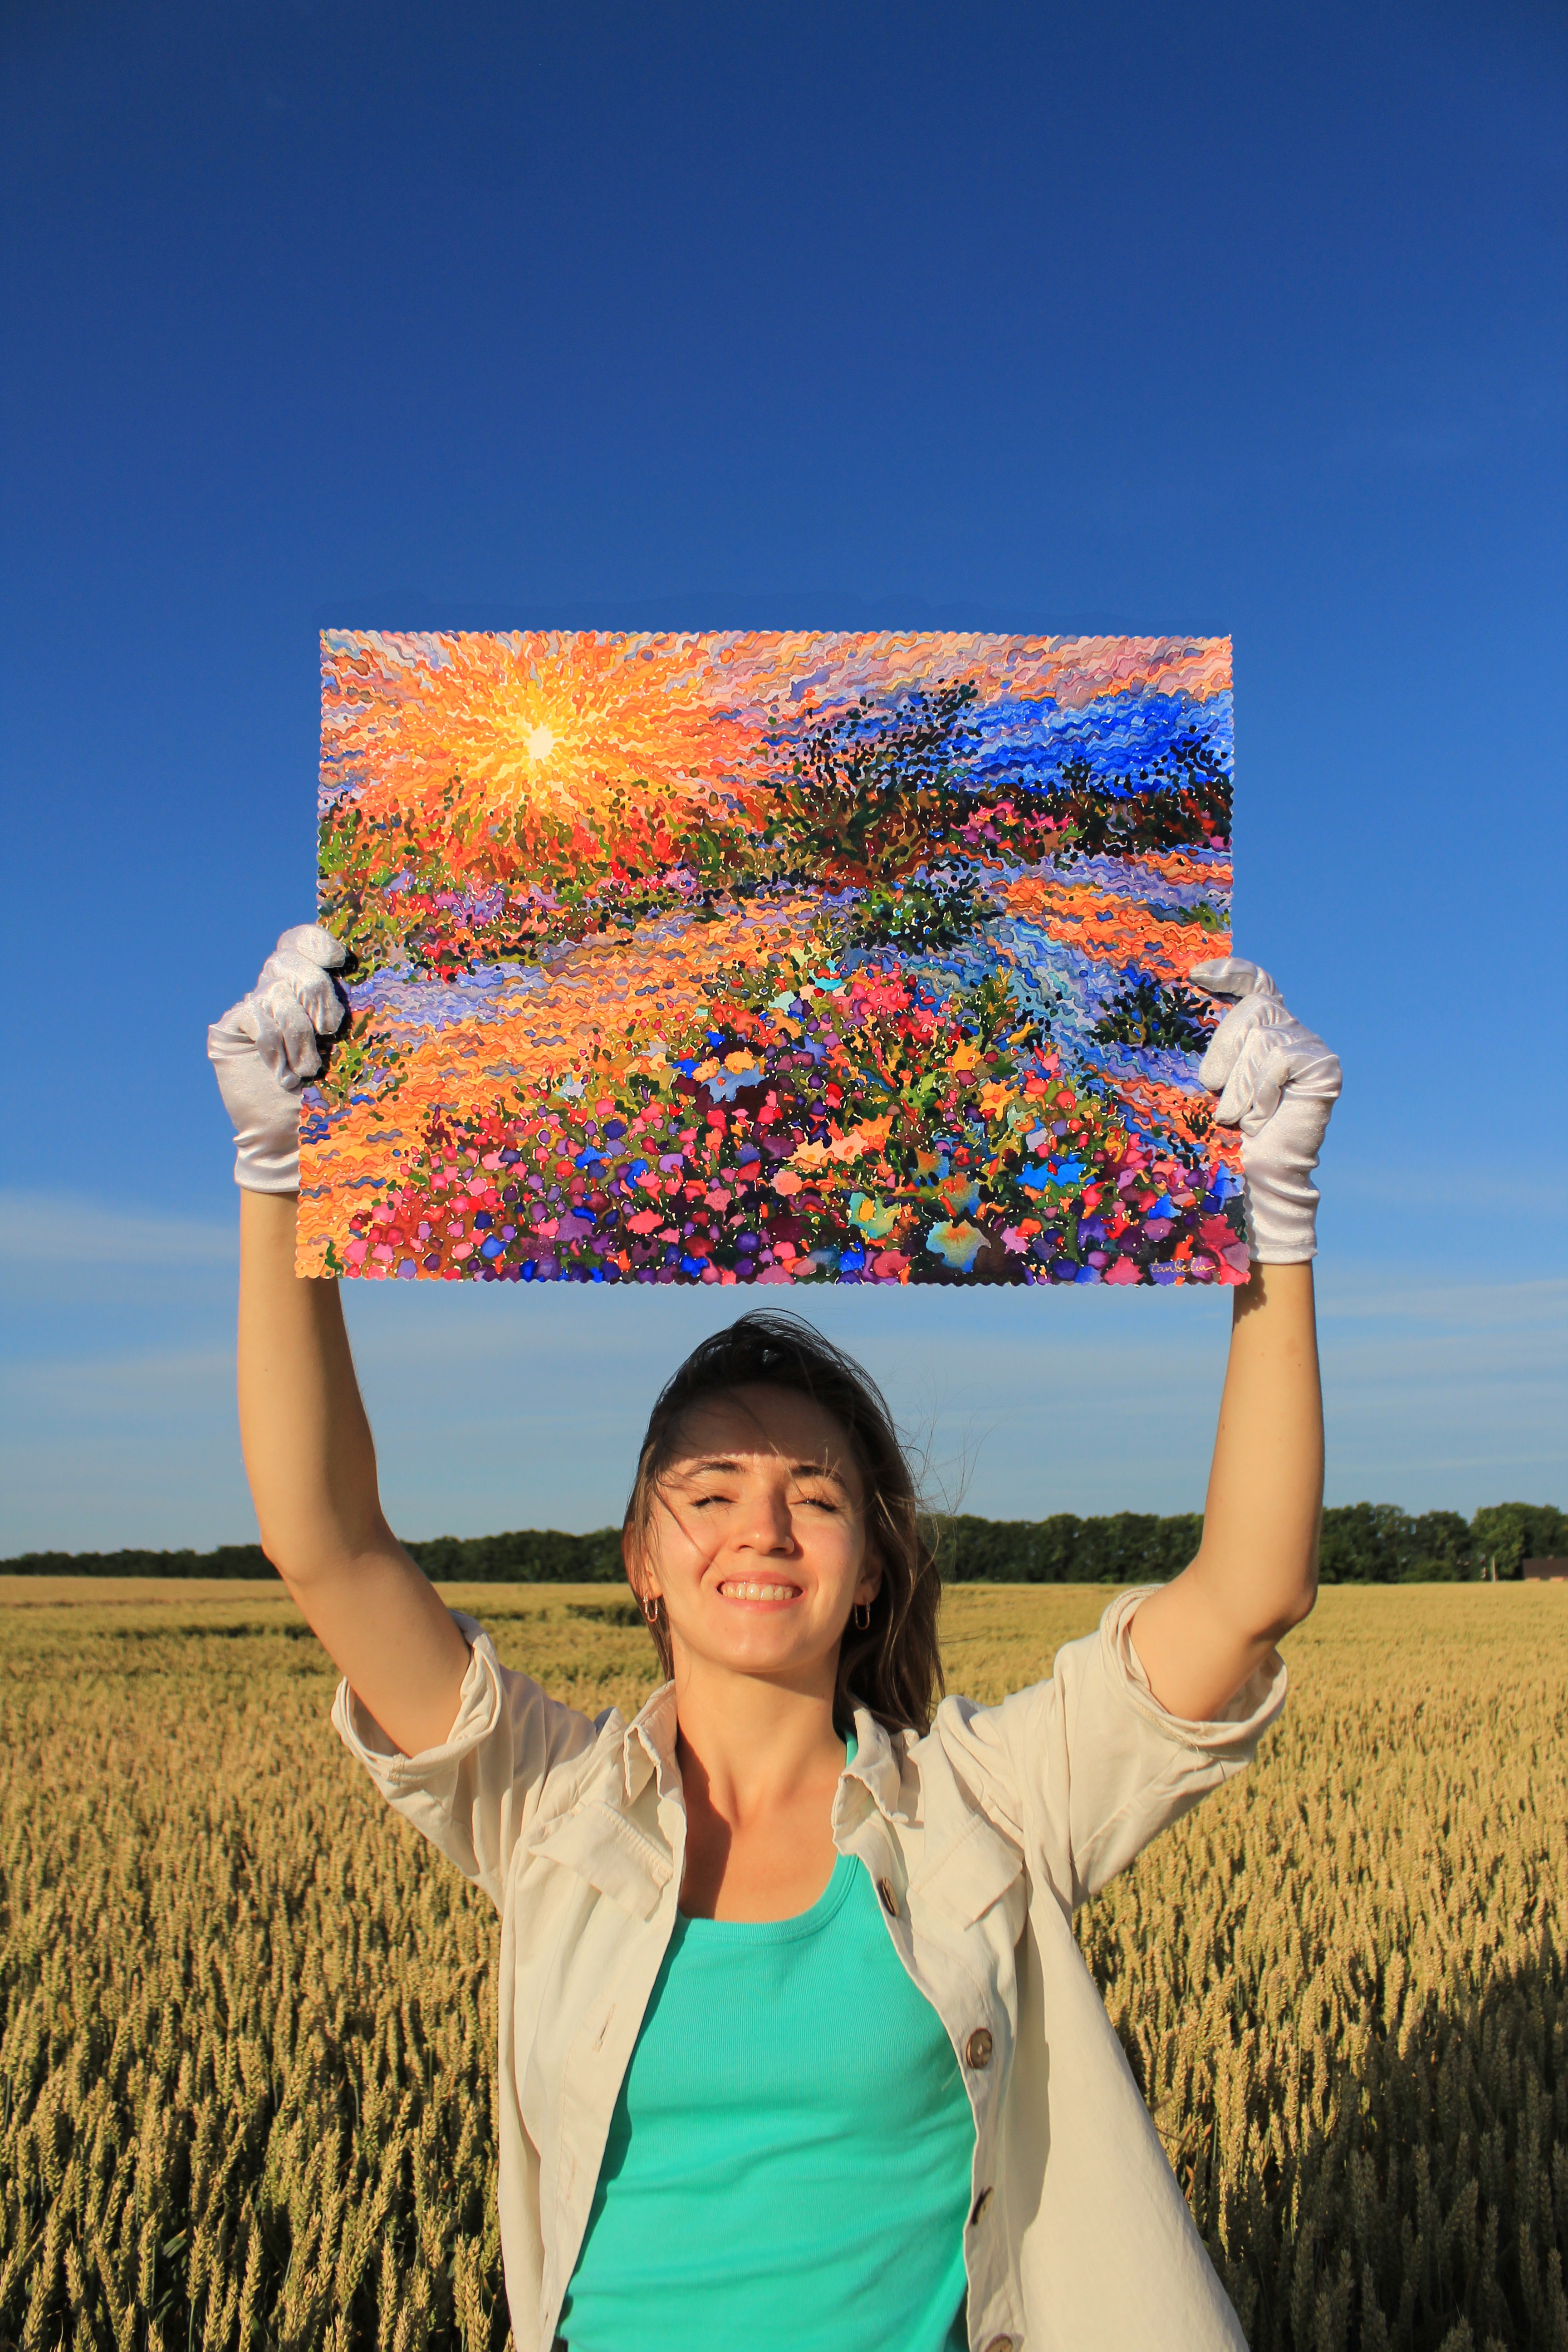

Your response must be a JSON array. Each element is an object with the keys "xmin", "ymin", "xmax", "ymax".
[{"xmin": 298, "ymin": 631, "xmax": 1248, "ymax": 1289}]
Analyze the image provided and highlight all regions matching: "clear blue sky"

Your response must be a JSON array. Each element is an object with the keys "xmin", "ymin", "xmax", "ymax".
[{"xmin": 2, "ymin": 0, "xmax": 1563, "ymax": 1551}]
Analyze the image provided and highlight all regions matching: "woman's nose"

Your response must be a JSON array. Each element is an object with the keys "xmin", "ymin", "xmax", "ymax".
[{"xmin": 734, "ymin": 1481, "xmax": 796, "ymax": 1552}]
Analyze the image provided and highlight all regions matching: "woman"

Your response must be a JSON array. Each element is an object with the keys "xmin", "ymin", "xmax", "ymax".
[{"xmin": 209, "ymin": 925, "xmax": 1340, "ymax": 2352}]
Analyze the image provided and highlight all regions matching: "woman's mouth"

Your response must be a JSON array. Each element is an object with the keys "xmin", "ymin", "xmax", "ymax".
[{"xmin": 717, "ymin": 1579, "xmax": 802, "ymax": 1605}]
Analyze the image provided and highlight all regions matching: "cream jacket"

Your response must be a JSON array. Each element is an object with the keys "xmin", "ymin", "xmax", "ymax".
[{"xmin": 335, "ymin": 1590, "xmax": 1285, "ymax": 2352}]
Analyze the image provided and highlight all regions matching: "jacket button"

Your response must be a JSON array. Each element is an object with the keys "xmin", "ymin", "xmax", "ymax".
[
  {"xmin": 877, "ymin": 1877, "xmax": 898, "ymax": 1916},
  {"xmin": 982, "ymin": 2337, "xmax": 1013, "ymax": 2352},
  {"xmin": 970, "ymin": 2186, "xmax": 993, "ymax": 2225},
  {"xmin": 965, "ymin": 2027, "xmax": 995, "ymax": 2070}
]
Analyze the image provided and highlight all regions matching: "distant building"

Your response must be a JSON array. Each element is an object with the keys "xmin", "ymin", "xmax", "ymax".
[{"xmin": 1522, "ymin": 1558, "xmax": 1568, "ymax": 1582}]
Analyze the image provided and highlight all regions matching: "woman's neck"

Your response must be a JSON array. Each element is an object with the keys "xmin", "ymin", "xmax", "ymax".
[
  {"xmin": 671, "ymin": 1656, "xmax": 850, "ymax": 1921},
  {"xmin": 671, "ymin": 1652, "xmax": 846, "ymax": 1827}
]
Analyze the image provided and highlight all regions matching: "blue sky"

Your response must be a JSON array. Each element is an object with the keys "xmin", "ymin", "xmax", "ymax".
[{"xmin": 2, "ymin": 0, "xmax": 1564, "ymax": 1551}]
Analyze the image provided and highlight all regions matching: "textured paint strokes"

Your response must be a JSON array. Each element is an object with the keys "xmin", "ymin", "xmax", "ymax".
[{"xmin": 299, "ymin": 631, "xmax": 1245, "ymax": 1289}]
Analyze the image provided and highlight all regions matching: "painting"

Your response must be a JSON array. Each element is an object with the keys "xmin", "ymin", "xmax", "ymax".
[{"xmin": 297, "ymin": 630, "xmax": 1248, "ymax": 1289}]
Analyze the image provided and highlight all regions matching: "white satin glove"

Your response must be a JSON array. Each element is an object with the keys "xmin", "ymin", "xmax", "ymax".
[
  {"xmin": 206, "ymin": 925, "xmax": 348, "ymax": 1193},
  {"xmin": 1187, "ymin": 957, "xmax": 1342, "ymax": 1264}
]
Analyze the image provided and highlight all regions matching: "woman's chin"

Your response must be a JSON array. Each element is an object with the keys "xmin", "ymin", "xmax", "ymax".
[{"xmin": 679, "ymin": 1615, "xmax": 835, "ymax": 1681}]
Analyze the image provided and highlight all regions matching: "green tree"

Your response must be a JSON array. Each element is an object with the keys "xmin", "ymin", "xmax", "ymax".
[
  {"xmin": 1318, "ymin": 1503, "xmax": 1414, "ymax": 1583},
  {"xmin": 1398, "ymin": 1510, "xmax": 1475, "ymax": 1582},
  {"xmin": 1072, "ymin": 1511, "xmax": 1205, "ymax": 1583},
  {"xmin": 1468, "ymin": 1501, "xmax": 1568, "ymax": 1578}
]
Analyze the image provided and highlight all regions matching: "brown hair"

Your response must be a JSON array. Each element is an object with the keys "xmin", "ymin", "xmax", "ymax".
[{"xmin": 622, "ymin": 1310, "xmax": 944, "ymax": 1737}]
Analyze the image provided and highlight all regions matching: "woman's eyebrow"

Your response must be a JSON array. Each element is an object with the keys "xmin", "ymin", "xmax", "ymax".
[{"xmin": 676, "ymin": 1455, "xmax": 853, "ymax": 1490}]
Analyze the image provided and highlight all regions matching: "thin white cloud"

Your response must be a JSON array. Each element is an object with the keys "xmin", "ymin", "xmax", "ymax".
[
  {"xmin": 1317, "ymin": 1272, "xmax": 1568, "ymax": 1328},
  {"xmin": 1324, "ymin": 1163, "xmax": 1566, "ymax": 1217},
  {"xmin": 1, "ymin": 1348, "xmax": 236, "ymax": 1413},
  {"xmin": 0, "ymin": 1190, "xmax": 236, "ymax": 1269}
]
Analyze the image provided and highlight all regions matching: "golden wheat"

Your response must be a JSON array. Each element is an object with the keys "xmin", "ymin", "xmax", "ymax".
[{"xmin": 0, "ymin": 1582, "xmax": 1562, "ymax": 2351}]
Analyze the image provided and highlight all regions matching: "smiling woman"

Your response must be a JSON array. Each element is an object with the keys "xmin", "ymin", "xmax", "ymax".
[{"xmin": 212, "ymin": 924, "xmax": 1340, "ymax": 2352}]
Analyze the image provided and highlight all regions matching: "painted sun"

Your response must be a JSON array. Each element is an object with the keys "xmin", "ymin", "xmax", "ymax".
[{"xmin": 323, "ymin": 630, "xmax": 769, "ymax": 847}]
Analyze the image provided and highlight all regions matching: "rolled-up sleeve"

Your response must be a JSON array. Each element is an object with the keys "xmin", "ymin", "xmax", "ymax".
[
  {"xmin": 936, "ymin": 1588, "xmax": 1288, "ymax": 1916},
  {"xmin": 332, "ymin": 1611, "xmax": 598, "ymax": 1911}
]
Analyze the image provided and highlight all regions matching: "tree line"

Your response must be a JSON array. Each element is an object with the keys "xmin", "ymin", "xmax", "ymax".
[
  {"xmin": 5, "ymin": 1501, "xmax": 1562, "ymax": 1585},
  {"xmin": 931, "ymin": 1500, "xmax": 1563, "ymax": 1583}
]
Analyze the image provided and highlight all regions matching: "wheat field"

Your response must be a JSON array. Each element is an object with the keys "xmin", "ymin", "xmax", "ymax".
[{"xmin": 0, "ymin": 1580, "xmax": 1562, "ymax": 2352}]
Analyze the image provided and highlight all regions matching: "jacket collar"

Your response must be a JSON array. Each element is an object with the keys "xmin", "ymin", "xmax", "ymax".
[
  {"xmin": 844, "ymin": 1705, "xmax": 908, "ymax": 1821},
  {"xmin": 616, "ymin": 1684, "xmax": 906, "ymax": 1823},
  {"xmin": 621, "ymin": 1680, "xmax": 679, "ymax": 1805}
]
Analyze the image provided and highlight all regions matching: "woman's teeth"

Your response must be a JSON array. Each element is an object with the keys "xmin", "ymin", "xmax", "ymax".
[{"xmin": 719, "ymin": 1581, "xmax": 799, "ymax": 1602}]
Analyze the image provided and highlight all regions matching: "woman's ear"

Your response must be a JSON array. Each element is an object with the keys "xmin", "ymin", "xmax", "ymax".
[{"xmin": 622, "ymin": 1523, "xmax": 660, "ymax": 1609}]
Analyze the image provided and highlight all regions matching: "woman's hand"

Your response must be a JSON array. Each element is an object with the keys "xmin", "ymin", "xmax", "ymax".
[
  {"xmin": 1188, "ymin": 956, "xmax": 1342, "ymax": 1263},
  {"xmin": 1128, "ymin": 960, "xmax": 1339, "ymax": 1721},
  {"xmin": 207, "ymin": 924, "xmax": 348, "ymax": 1192}
]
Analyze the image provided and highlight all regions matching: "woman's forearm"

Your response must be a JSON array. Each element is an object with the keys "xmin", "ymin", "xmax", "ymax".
[
  {"xmin": 236, "ymin": 1189, "xmax": 470, "ymax": 1752},
  {"xmin": 237, "ymin": 1189, "xmax": 388, "ymax": 1578},
  {"xmin": 1132, "ymin": 1262, "xmax": 1322, "ymax": 1719},
  {"xmin": 1196, "ymin": 1260, "xmax": 1323, "ymax": 1629}
]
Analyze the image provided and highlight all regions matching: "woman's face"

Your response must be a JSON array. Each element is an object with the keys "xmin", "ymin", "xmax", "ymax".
[{"xmin": 629, "ymin": 1383, "xmax": 880, "ymax": 1692}]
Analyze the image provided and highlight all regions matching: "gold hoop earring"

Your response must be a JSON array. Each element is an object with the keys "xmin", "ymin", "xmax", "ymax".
[
  {"xmin": 853, "ymin": 1600, "xmax": 872, "ymax": 1632},
  {"xmin": 641, "ymin": 1593, "xmax": 662, "ymax": 1627}
]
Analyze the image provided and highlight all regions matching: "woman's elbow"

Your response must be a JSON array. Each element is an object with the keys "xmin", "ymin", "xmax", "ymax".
[{"xmin": 1261, "ymin": 1571, "xmax": 1318, "ymax": 1642}]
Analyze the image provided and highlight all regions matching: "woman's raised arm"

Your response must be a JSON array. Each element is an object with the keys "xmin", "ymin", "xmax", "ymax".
[
  {"xmin": 1129, "ymin": 960, "xmax": 1341, "ymax": 1721},
  {"xmin": 212, "ymin": 926, "xmax": 470, "ymax": 1755}
]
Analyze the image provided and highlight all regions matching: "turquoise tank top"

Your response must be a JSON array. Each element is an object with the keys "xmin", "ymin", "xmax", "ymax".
[{"xmin": 559, "ymin": 1744, "xmax": 974, "ymax": 2352}]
